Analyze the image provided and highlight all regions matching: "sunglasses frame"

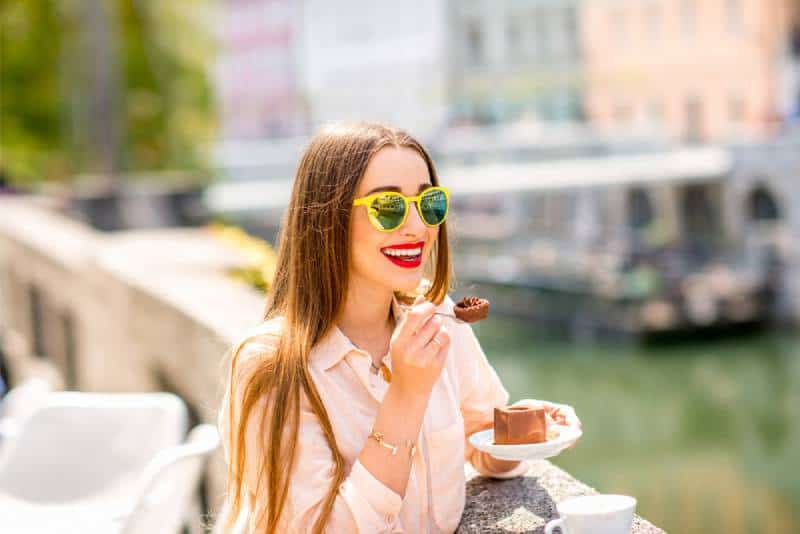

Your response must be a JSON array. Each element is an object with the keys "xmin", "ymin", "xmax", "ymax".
[{"xmin": 352, "ymin": 186, "xmax": 450, "ymax": 232}]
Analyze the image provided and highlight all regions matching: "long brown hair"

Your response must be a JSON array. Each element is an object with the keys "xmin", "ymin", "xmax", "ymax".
[{"xmin": 222, "ymin": 122, "xmax": 452, "ymax": 533}]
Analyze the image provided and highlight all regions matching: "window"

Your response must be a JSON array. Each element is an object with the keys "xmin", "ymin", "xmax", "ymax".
[
  {"xmin": 725, "ymin": 0, "xmax": 743, "ymax": 36},
  {"xmin": 748, "ymin": 186, "xmax": 781, "ymax": 221},
  {"xmin": 62, "ymin": 311, "xmax": 79, "ymax": 388},
  {"xmin": 684, "ymin": 95, "xmax": 704, "ymax": 143},
  {"xmin": 682, "ymin": 185, "xmax": 718, "ymax": 238},
  {"xmin": 564, "ymin": 6, "xmax": 579, "ymax": 58},
  {"xmin": 648, "ymin": 99, "xmax": 664, "ymax": 124},
  {"xmin": 29, "ymin": 285, "xmax": 46, "ymax": 359},
  {"xmin": 645, "ymin": 3, "xmax": 661, "ymax": 43},
  {"xmin": 681, "ymin": 0, "xmax": 695, "ymax": 39},
  {"xmin": 610, "ymin": 8, "xmax": 626, "ymax": 46},
  {"xmin": 728, "ymin": 94, "xmax": 745, "ymax": 123},
  {"xmin": 627, "ymin": 188, "xmax": 654, "ymax": 230},
  {"xmin": 465, "ymin": 20, "xmax": 483, "ymax": 66},
  {"xmin": 506, "ymin": 17, "xmax": 522, "ymax": 61},
  {"xmin": 534, "ymin": 8, "xmax": 549, "ymax": 60},
  {"xmin": 614, "ymin": 101, "xmax": 633, "ymax": 124},
  {"xmin": 790, "ymin": 25, "xmax": 800, "ymax": 59}
]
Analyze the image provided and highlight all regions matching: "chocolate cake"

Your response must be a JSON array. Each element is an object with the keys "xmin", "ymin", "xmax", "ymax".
[
  {"xmin": 453, "ymin": 296, "xmax": 490, "ymax": 323},
  {"xmin": 494, "ymin": 405, "xmax": 547, "ymax": 445}
]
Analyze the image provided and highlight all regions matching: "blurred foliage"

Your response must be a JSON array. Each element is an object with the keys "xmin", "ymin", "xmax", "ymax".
[
  {"xmin": 0, "ymin": 1, "xmax": 216, "ymax": 185},
  {"xmin": 209, "ymin": 223, "xmax": 279, "ymax": 293}
]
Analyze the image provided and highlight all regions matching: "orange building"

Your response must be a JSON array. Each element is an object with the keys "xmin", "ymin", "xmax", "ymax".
[{"xmin": 582, "ymin": 0, "xmax": 800, "ymax": 143}]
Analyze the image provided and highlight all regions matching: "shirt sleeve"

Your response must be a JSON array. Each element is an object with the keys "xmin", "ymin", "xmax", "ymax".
[
  {"xmin": 446, "ymin": 297, "xmax": 528, "ymax": 479},
  {"xmin": 218, "ymin": 334, "xmax": 403, "ymax": 533}
]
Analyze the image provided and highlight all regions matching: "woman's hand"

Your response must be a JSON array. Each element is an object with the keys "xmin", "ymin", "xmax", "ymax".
[
  {"xmin": 389, "ymin": 295, "xmax": 451, "ymax": 401},
  {"xmin": 512, "ymin": 399, "xmax": 582, "ymax": 430},
  {"xmin": 546, "ymin": 402, "xmax": 581, "ymax": 430}
]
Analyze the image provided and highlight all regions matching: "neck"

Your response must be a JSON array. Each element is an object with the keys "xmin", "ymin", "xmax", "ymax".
[{"xmin": 337, "ymin": 279, "xmax": 395, "ymax": 359}]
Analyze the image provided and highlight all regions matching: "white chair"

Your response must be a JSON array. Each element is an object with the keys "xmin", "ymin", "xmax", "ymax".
[
  {"xmin": 122, "ymin": 423, "xmax": 220, "ymax": 534},
  {"xmin": 0, "ymin": 391, "xmax": 188, "ymax": 533},
  {"xmin": 0, "ymin": 376, "xmax": 52, "ymax": 444},
  {"xmin": 0, "ymin": 391, "xmax": 188, "ymax": 502}
]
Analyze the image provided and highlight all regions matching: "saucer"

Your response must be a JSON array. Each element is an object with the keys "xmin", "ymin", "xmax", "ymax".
[{"xmin": 468, "ymin": 425, "xmax": 582, "ymax": 461}]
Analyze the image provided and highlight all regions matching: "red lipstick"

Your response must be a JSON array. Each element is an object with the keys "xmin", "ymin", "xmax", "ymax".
[{"xmin": 381, "ymin": 241, "xmax": 425, "ymax": 269}]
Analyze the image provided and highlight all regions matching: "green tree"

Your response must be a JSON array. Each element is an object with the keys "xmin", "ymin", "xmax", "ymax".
[{"xmin": 0, "ymin": 1, "xmax": 216, "ymax": 186}]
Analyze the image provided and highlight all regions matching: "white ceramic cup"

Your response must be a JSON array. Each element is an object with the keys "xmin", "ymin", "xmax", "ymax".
[{"xmin": 544, "ymin": 494, "xmax": 636, "ymax": 534}]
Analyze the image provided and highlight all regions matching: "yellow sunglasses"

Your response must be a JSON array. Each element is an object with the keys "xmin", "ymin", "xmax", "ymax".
[{"xmin": 352, "ymin": 186, "xmax": 450, "ymax": 232}]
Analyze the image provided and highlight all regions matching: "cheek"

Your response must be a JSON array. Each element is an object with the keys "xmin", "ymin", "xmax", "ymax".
[{"xmin": 350, "ymin": 213, "xmax": 382, "ymax": 256}]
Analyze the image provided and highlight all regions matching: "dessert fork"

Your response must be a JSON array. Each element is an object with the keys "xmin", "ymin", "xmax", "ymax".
[{"xmin": 399, "ymin": 304, "xmax": 467, "ymax": 324}]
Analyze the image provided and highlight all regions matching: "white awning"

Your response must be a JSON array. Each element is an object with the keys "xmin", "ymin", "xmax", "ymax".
[
  {"xmin": 204, "ymin": 179, "xmax": 292, "ymax": 213},
  {"xmin": 439, "ymin": 147, "xmax": 733, "ymax": 195},
  {"xmin": 205, "ymin": 147, "xmax": 734, "ymax": 213}
]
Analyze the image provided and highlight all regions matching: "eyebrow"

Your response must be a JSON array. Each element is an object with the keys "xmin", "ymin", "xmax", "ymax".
[{"xmin": 364, "ymin": 183, "xmax": 432, "ymax": 196}]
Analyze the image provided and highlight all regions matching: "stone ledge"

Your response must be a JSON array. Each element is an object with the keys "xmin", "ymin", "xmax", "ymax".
[{"xmin": 459, "ymin": 461, "xmax": 665, "ymax": 533}]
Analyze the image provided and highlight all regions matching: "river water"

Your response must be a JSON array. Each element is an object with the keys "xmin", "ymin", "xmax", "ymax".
[{"xmin": 473, "ymin": 316, "xmax": 800, "ymax": 534}]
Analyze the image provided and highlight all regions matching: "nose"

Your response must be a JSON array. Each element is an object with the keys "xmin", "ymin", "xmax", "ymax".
[{"xmin": 401, "ymin": 200, "xmax": 427, "ymax": 237}]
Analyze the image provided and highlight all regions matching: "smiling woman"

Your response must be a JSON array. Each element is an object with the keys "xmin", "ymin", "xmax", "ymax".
[
  {"xmin": 216, "ymin": 122, "xmax": 578, "ymax": 534},
  {"xmin": 348, "ymin": 147, "xmax": 448, "ymax": 292}
]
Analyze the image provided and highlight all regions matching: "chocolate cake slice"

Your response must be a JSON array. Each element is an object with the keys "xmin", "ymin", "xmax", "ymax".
[{"xmin": 494, "ymin": 405, "xmax": 547, "ymax": 445}]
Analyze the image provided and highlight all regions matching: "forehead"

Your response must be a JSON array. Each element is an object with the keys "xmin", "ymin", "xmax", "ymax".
[{"xmin": 357, "ymin": 146, "xmax": 431, "ymax": 196}]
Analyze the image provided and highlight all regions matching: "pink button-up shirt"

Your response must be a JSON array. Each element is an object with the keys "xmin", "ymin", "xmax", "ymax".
[{"xmin": 218, "ymin": 294, "xmax": 527, "ymax": 533}]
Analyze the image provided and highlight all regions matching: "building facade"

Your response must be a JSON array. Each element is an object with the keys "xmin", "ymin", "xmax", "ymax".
[
  {"xmin": 298, "ymin": 0, "xmax": 449, "ymax": 137},
  {"xmin": 447, "ymin": 0, "xmax": 584, "ymax": 125},
  {"xmin": 582, "ymin": 0, "xmax": 800, "ymax": 143},
  {"xmin": 215, "ymin": 0, "xmax": 449, "ymax": 142},
  {"xmin": 215, "ymin": 0, "xmax": 306, "ymax": 140}
]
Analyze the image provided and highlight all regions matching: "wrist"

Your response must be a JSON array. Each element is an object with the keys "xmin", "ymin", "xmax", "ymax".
[{"xmin": 386, "ymin": 382, "xmax": 430, "ymax": 413}]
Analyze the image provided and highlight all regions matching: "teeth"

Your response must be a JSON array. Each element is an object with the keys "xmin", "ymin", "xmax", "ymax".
[{"xmin": 383, "ymin": 247, "xmax": 422, "ymax": 257}]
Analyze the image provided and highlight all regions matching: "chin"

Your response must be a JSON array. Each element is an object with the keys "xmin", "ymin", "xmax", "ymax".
[{"xmin": 378, "ymin": 270, "xmax": 420, "ymax": 293}]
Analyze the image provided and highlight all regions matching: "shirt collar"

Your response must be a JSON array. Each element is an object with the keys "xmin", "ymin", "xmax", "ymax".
[{"xmin": 312, "ymin": 293, "xmax": 408, "ymax": 371}]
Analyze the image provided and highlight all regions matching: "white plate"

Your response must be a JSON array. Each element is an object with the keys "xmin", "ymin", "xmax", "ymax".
[{"xmin": 468, "ymin": 425, "xmax": 582, "ymax": 461}]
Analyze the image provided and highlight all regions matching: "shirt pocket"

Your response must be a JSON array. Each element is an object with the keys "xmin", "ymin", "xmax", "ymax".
[{"xmin": 426, "ymin": 421, "xmax": 466, "ymax": 532}]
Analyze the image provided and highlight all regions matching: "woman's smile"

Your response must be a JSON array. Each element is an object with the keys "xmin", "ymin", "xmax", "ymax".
[{"xmin": 381, "ymin": 241, "xmax": 425, "ymax": 269}]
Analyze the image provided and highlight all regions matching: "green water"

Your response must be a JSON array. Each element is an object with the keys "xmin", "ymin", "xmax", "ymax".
[{"xmin": 473, "ymin": 316, "xmax": 800, "ymax": 534}]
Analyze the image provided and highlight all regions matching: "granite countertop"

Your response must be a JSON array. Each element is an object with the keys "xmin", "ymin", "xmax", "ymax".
[{"xmin": 458, "ymin": 461, "xmax": 665, "ymax": 533}]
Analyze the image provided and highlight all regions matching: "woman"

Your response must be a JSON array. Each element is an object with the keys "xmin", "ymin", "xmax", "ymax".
[{"xmin": 218, "ymin": 122, "xmax": 579, "ymax": 533}]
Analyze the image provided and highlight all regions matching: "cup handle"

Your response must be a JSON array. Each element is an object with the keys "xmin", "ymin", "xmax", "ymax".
[{"xmin": 544, "ymin": 518, "xmax": 564, "ymax": 534}]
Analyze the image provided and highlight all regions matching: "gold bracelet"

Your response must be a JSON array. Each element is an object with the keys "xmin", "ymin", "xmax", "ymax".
[{"xmin": 368, "ymin": 430, "xmax": 416, "ymax": 458}]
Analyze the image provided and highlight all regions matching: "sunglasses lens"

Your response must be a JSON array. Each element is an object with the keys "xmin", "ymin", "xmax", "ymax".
[
  {"xmin": 370, "ymin": 194, "xmax": 406, "ymax": 230},
  {"xmin": 420, "ymin": 189, "xmax": 448, "ymax": 226}
]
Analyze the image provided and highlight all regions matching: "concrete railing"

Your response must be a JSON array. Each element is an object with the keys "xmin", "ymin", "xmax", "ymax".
[
  {"xmin": 459, "ymin": 463, "xmax": 664, "ymax": 532},
  {"xmin": 0, "ymin": 195, "xmax": 664, "ymax": 532}
]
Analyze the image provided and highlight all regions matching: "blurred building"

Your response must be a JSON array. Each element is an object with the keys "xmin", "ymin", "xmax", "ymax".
[
  {"xmin": 447, "ymin": 0, "xmax": 583, "ymax": 125},
  {"xmin": 215, "ymin": 0, "xmax": 307, "ymax": 140},
  {"xmin": 300, "ymin": 0, "xmax": 449, "ymax": 136},
  {"xmin": 214, "ymin": 0, "xmax": 449, "ymax": 182},
  {"xmin": 582, "ymin": 0, "xmax": 800, "ymax": 143},
  {"xmin": 780, "ymin": 2, "xmax": 800, "ymax": 122}
]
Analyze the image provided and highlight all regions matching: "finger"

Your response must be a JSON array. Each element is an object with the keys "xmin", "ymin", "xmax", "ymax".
[
  {"xmin": 405, "ymin": 301, "xmax": 436, "ymax": 332},
  {"xmin": 427, "ymin": 326, "xmax": 452, "ymax": 363},
  {"xmin": 395, "ymin": 294, "xmax": 425, "ymax": 326},
  {"xmin": 409, "ymin": 315, "xmax": 443, "ymax": 353},
  {"xmin": 559, "ymin": 407, "xmax": 581, "ymax": 428}
]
